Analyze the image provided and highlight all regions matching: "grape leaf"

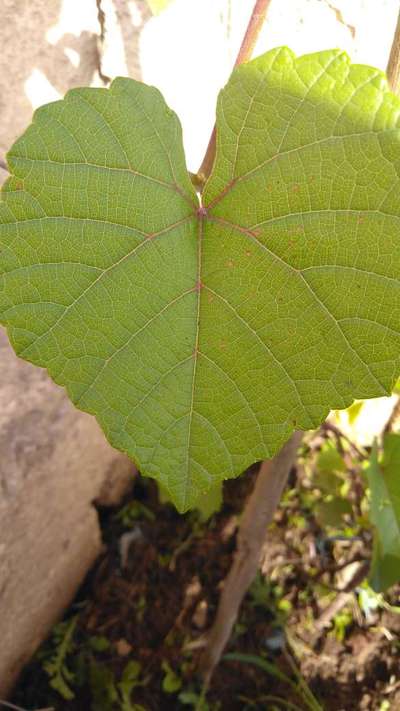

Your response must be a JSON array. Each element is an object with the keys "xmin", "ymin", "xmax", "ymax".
[
  {"xmin": 1, "ymin": 48, "xmax": 400, "ymax": 511},
  {"xmin": 366, "ymin": 435, "xmax": 400, "ymax": 592}
]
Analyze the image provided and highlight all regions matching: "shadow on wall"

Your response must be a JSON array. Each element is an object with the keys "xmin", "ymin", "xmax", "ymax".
[
  {"xmin": 111, "ymin": 0, "xmax": 152, "ymax": 81},
  {"xmin": 0, "ymin": 1, "xmax": 94, "ymax": 160},
  {"xmin": 0, "ymin": 0, "xmax": 152, "ymax": 165}
]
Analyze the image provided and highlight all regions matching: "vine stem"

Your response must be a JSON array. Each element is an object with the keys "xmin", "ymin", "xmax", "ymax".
[
  {"xmin": 387, "ymin": 5, "xmax": 400, "ymax": 94},
  {"xmin": 199, "ymin": 432, "xmax": 303, "ymax": 683},
  {"xmin": 197, "ymin": 0, "xmax": 273, "ymax": 181}
]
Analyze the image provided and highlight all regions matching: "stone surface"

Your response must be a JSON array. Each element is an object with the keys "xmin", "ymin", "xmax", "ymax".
[
  {"xmin": 0, "ymin": 326, "xmax": 135, "ymax": 696},
  {"xmin": 0, "ymin": 1, "xmax": 136, "ymax": 696},
  {"xmin": 0, "ymin": 0, "xmax": 100, "ymax": 161}
]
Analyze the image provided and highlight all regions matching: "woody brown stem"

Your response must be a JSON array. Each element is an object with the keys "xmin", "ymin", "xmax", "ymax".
[
  {"xmin": 199, "ymin": 432, "xmax": 303, "ymax": 684},
  {"xmin": 197, "ymin": 0, "xmax": 272, "ymax": 182},
  {"xmin": 387, "ymin": 6, "xmax": 400, "ymax": 94}
]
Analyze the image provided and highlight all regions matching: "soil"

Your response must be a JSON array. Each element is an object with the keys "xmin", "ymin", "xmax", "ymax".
[{"xmin": 11, "ymin": 456, "xmax": 400, "ymax": 711}]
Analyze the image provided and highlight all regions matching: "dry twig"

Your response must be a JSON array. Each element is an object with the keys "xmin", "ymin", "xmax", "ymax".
[
  {"xmin": 198, "ymin": 0, "xmax": 272, "ymax": 181},
  {"xmin": 387, "ymin": 6, "xmax": 400, "ymax": 94},
  {"xmin": 199, "ymin": 432, "xmax": 303, "ymax": 683}
]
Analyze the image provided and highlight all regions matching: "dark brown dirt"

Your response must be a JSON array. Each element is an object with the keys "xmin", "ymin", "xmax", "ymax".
[{"xmin": 11, "ymin": 458, "xmax": 400, "ymax": 711}]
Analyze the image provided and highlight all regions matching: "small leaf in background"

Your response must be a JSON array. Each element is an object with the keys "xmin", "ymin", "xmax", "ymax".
[
  {"xmin": 119, "ymin": 660, "xmax": 142, "ymax": 709},
  {"xmin": 346, "ymin": 401, "xmax": 365, "ymax": 426},
  {"xmin": 332, "ymin": 609, "xmax": 353, "ymax": 642},
  {"xmin": 358, "ymin": 584, "xmax": 382, "ymax": 621},
  {"xmin": 146, "ymin": 0, "xmax": 174, "ymax": 14},
  {"xmin": 358, "ymin": 583, "xmax": 400, "ymax": 618},
  {"xmin": 365, "ymin": 435, "xmax": 400, "ymax": 592},
  {"xmin": 313, "ymin": 469, "xmax": 343, "ymax": 496},
  {"xmin": 178, "ymin": 691, "xmax": 210, "ymax": 710},
  {"xmin": 116, "ymin": 500, "xmax": 155, "ymax": 526},
  {"xmin": 311, "ymin": 441, "xmax": 346, "ymax": 497},
  {"xmin": 89, "ymin": 660, "xmax": 119, "ymax": 711},
  {"xmin": 48, "ymin": 667, "xmax": 75, "ymax": 701},
  {"xmin": 315, "ymin": 497, "xmax": 353, "ymax": 528},
  {"xmin": 223, "ymin": 652, "xmax": 292, "ymax": 686},
  {"xmin": 42, "ymin": 616, "xmax": 78, "ymax": 700},
  {"xmin": 89, "ymin": 635, "xmax": 111, "ymax": 652},
  {"xmin": 161, "ymin": 660, "xmax": 182, "ymax": 693},
  {"xmin": 120, "ymin": 659, "xmax": 141, "ymax": 683},
  {"xmin": 312, "ymin": 441, "xmax": 346, "ymax": 496},
  {"xmin": 316, "ymin": 443, "xmax": 346, "ymax": 475}
]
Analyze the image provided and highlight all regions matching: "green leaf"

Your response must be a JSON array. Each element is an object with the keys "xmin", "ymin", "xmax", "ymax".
[
  {"xmin": 193, "ymin": 481, "xmax": 223, "ymax": 520},
  {"xmin": 1, "ymin": 48, "xmax": 400, "ymax": 511},
  {"xmin": 158, "ymin": 478, "xmax": 222, "ymax": 518},
  {"xmin": 366, "ymin": 435, "xmax": 400, "ymax": 591},
  {"xmin": 178, "ymin": 691, "xmax": 210, "ymax": 710},
  {"xmin": 115, "ymin": 500, "xmax": 155, "ymax": 526},
  {"xmin": 119, "ymin": 660, "xmax": 142, "ymax": 709},
  {"xmin": 313, "ymin": 441, "xmax": 346, "ymax": 494},
  {"xmin": 89, "ymin": 660, "xmax": 119, "ymax": 711},
  {"xmin": 161, "ymin": 660, "xmax": 182, "ymax": 694},
  {"xmin": 312, "ymin": 469, "xmax": 343, "ymax": 496},
  {"xmin": 146, "ymin": 0, "xmax": 174, "ymax": 14},
  {"xmin": 316, "ymin": 443, "xmax": 345, "ymax": 475},
  {"xmin": 314, "ymin": 497, "xmax": 352, "ymax": 527},
  {"xmin": 89, "ymin": 635, "xmax": 111, "ymax": 652},
  {"xmin": 223, "ymin": 652, "xmax": 299, "ymax": 693},
  {"xmin": 345, "ymin": 400, "xmax": 365, "ymax": 425},
  {"xmin": 42, "ymin": 615, "xmax": 78, "ymax": 700}
]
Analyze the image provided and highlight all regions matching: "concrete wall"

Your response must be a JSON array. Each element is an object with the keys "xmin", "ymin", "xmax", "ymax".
[{"xmin": 0, "ymin": 0, "xmax": 141, "ymax": 695}]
